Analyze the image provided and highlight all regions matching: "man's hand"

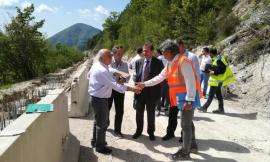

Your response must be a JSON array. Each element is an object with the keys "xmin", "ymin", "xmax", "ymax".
[
  {"xmin": 127, "ymin": 86, "xmax": 141, "ymax": 94},
  {"xmin": 135, "ymin": 82, "xmax": 145, "ymax": 90},
  {"xmin": 209, "ymin": 70, "xmax": 214, "ymax": 75},
  {"xmin": 114, "ymin": 71, "xmax": 130, "ymax": 79},
  {"xmin": 117, "ymin": 77, "xmax": 126, "ymax": 85},
  {"xmin": 183, "ymin": 102, "xmax": 192, "ymax": 111}
]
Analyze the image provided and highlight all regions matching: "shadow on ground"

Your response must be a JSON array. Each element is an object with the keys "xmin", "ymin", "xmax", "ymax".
[
  {"xmin": 79, "ymin": 145, "xmax": 97, "ymax": 162},
  {"xmin": 224, "ymin": 112, "xmax": 258, "ymax": 120}
]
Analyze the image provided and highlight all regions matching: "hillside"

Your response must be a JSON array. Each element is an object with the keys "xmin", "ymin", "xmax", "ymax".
[
  {"xmin": 91, "ymin": 0, "xmax": 270, "ymax": 118},
  {"xmin": 48, "ymin": 23, "xmax": 101, "ymax": 50}
]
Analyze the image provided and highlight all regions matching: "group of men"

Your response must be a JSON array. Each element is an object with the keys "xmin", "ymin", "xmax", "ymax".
[{"xmin": 87, "ymin": 39, "xmax": 234, "ymax": 160}]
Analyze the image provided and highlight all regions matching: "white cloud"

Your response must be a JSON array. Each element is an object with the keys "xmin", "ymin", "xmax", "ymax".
[
  {"xmin": 21, "ymin": 1, "xmax": 31, "ymax": 9},
  {"xmin": 66, "ymin": 11, "xmax": 72, "ymax": 15},
  {"xmin": 94, "ymin": 5, "xmax": 109, "ymax": 16},
  {"xmin": 78, "ymin": 5, "xmax": 109, "ymax": 21},
  {"xmin": 0, "ymin": 0, "xmax": 19, "ymax": 8},
  {"xmin": 78, "ymin": 8, "xmax": 100, "ymax": 20},
  {"xmin": 36, "ymin": 4, "xmax": 58, "ymax": 13}
]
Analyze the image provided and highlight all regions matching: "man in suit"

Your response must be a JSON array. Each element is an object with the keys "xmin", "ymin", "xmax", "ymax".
[{"xmin": 132, "ymin": 42, "xmax": 164, "ymax": 141}]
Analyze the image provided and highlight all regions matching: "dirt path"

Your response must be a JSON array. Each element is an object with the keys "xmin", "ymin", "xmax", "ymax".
[{"xmin": 70, "ymin": 86, "xmax": 270, "ymax": 162}]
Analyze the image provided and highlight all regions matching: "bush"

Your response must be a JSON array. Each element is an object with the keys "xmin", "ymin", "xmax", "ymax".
[
  {"xmin": 217, "ymin": 14, "xmax": 240, "ymax": 39},
  {"xmin": 233, "ymin": 37, "xmax": 265, "ymax": 65},
  {"xmin": 45, "ymin": 44, "xmax": 84, "ymax": 73}
]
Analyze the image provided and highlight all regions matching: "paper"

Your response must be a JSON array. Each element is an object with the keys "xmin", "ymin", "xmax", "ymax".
[{"xmin": 26, "ymin": 104, "xmax": 54, "ymax": 113}]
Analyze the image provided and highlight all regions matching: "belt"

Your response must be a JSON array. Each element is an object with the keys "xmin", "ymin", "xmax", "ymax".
[{"xmin": 90, "ymin": 96, "xmax": 108, "ymax": 100}]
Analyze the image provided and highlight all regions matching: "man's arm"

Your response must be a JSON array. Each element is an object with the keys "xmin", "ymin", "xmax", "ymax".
[
  {"xmin": 100, "ymin": 71, "xmax": 140, "ymax": 94},
  {"xmin": 182, "ymin": 61, "xmax": 196, "ymax": 102},
  {"xmin": 136, "ymin": 67, "xmax": 167, "ymax": 89},
  {"xmin": 214, "ymin": 60, "xmax": 226, "ymax": 75}
]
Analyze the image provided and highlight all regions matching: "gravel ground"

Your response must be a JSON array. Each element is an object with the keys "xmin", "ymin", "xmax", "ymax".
[{"xmin": 69, "ymin": 89, "xmax": 270, "ymax": 162}]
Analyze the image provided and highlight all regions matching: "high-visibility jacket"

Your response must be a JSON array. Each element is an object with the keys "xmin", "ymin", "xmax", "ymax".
[
  {"xmin": 167, "ymin": 54, "xmax": 203, "ymax": 107},
  {"xmin": 209, "ymin": 55, "xmax": 235, "ymax": 87}
]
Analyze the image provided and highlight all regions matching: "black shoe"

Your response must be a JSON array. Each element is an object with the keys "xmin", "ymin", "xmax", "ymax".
[
  {"xmin": 198, "ymin": 107, "xmax": 207, "ymax": 113},
  {"xmin": 114, "ymin": 131, "xmax": 124, "ymax": 138},
  {"xmin": 190, "ymin": 142, "xmax": 198, "ymax": 153},
  {"xmin": 91, "ymin": 141, "xmax": 107, "ymax": 147},
  {"xmin": 132, "ymin": 132, "xmax": 141, "ymax": 139},
  {"xmin": 149, "ymin": 134, "xmax": 156, "ymax": 141},
  {"xmin": 171, "ymin": 149, "xmax": 190, "ymax": 160},
  {"xmin": 91, "ymin": 140, "xmax": 95, "ymax": 147},
  {"xmin": 178, "ymin": 137, "xmax": 183, "ymax": 143},
  {"xmin": 162, "ymin": 134, "xmax": 175, "ymax": 141},
  {"xmin": 212, "ymin": 109, "xmax": 224, "ymax": 114},
  {"xmin": 96, "ymin": 147, "xmax": 112, "ymax": 154}
]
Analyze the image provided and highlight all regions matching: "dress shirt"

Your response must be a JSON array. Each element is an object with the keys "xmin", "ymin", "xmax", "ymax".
[
  {"xmin": 110, "ymin": 60, "xmax": 130, "ymax": 83},
  {"xmin": 200, "ymin": 55, "xmax": 212, "ymax": 71},
  {"xmin": 158, "ymin": 55, "xmax": 168, "ymax": 67},
  {"xmin": 184, "ymin": 50, "xmax": 201, "ymax": 81},
  {"xmin": 129, "ymin": 54, "xmax": 142, "ymax": 70},
  {"xmin": 87, "ymin": 61, "xmax": 127, "ymax": 98},
  {"xmin": 144, "ymin": 54, "xmax": 196, "ymax": 101},
  {"xmin": 141, "ymin": 57, "xmax": 152, "ymax": 82}
]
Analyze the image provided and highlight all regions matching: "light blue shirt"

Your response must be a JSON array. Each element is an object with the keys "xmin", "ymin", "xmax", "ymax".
[
  {"xmin": 185, "ymin": 50, "xmax": 201, "ymax": 81},
  {"xmin": 110, "ymin": 60, "xmax": 130, "ymax": 83},
  {"xmin": 141, "ymin": 58, "xmax": 152, "ymax": 82},
  {"xmin": 87, "ymin": 62, "xmax": 127, "ymax": 98}
]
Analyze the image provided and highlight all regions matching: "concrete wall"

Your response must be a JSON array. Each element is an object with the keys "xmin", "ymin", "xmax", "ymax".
[
  {"xmin": 0, "ymin": 89, "xmax": 70, "ymax": 162},
  {"xmin": 68, "ymin": 60, "xmax": 91, "ymax": 117}
]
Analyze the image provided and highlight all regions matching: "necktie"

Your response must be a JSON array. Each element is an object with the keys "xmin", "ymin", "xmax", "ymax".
[{"xmin": 143, "ymin": 60, "xmax": 150, "ymax": 81}]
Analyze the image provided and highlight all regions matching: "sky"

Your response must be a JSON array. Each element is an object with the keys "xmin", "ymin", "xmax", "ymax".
[{"xmin": 0, "ymin": 0, "xmax": 130, "ymax": 37}]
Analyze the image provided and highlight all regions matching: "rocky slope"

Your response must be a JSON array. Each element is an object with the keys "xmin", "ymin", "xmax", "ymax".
[{"xmin": 218, "ymin": 0, "xmax": 270, "ymax": 118}]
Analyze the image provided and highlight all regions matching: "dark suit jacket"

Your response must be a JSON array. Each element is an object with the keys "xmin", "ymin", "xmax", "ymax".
[{"xmin": 134, "ymin": 57, "xmax": 164, "ymax": 102}]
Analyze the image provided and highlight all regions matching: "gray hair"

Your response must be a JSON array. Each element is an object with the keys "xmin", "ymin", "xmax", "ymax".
[
  {"xmin": 95, "ymin": 49, "xmax": 110, "ymax": 62},
  {"xmin": 159, "ymin": 39, "xmax": 179, "ymax": 56}
]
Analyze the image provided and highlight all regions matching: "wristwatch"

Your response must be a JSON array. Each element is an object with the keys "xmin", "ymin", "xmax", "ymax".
[{"xmin": 186, "ymin": 101, "xmax": 192, "ymax": 105}]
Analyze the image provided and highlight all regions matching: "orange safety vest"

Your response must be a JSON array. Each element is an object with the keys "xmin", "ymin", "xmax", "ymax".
[{"xmin": 167, "ymin": 54, "xmax": 203, "ymax": 107}]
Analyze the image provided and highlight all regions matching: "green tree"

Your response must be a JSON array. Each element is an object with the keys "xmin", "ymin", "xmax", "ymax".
[{"xmin": 4, "ymin": 4, "xmax": 47, "ymax": 80}]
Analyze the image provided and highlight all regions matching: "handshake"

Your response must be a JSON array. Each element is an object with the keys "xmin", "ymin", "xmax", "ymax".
[
  {"xmin": 127, "ymin": 82, "xmax": 146, "ymax": 94},
  {"xmin": 126, "ymin": 82, "xmax": 145, "ymax": 94}
]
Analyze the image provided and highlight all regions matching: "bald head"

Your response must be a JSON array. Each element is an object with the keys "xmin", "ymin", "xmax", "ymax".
[{"xmin": 96, "ymin": 49, "xmax": 112, "ymax": 65}]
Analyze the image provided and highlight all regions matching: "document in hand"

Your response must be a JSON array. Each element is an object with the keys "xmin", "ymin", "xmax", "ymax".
[
  {"xmin": 176, "ymin": 91, "xmax": 201, "ymax": 110},
  {"xmin": 26, "ymin": 104, "xmax": 54, "ymax": 113}
]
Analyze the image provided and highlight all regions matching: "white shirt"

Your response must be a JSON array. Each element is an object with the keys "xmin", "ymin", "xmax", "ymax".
[
  {"xmin": 129, "ymin": 54, "xmax": 142, "ymax": 70},
  {"xmin": 144, "ymin": 54, "xmax": 196, "ymax": 101},
  {"xmin": 158, "ymin": 55, "xmax": 168, "ymax": 67},
  {"xmin": 87, "ymin": 61, "xmax": 127, "ymax": 98},
  {"xmin": 200, "ymin": 55, "xmax": 212, "ymax": 71},
  {"xmin": 185, "ymin": 50, "xmax": 201, "ymax": 81}
]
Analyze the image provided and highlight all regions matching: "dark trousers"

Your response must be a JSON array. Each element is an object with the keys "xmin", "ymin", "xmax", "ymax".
[
  {"xmin": 181, "ymin": 109, "xmax": 194, "ymax": 154},
  {"xmin": 108, "ymin": 90, "xmax": 125, "ymax": 133},
  {"xmin": 202, "ymin": 85, "xmax": 224, "ymax": 111},
  {"xmin": 166, "ymin": 107, "xmax": 196, "ymax": 143},
  {"xmin": 135, "ymin": 89, "xmax": 156, "ymax": 135},
  {"xmin": 90, "ymin": 96, "xmax": 109, "ymax": 150},
  {"xmin": 157, "ymin": 80, "xmax": 170, "ymax": 111}
]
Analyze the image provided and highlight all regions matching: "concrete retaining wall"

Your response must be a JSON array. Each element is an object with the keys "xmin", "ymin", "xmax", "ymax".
[
  {"xmin": 69, "ymin": 60, "xmax": 91, "ymax": 118},
  {"xmin": 0, "ymin": 89, "xmax": 70, "ymax": 162}
]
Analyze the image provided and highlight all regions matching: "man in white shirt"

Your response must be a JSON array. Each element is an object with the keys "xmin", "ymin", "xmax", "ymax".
[
  {"xmin": 129, "ymin": 47, "xmax": 143, "ymax": 109},
  {"xmin": 129, "ymin": 47, "xmax": 143, "ymax": 71},
  {"xmin": 199, "ymin": 47, "xmax": 212, "ymax": 97},
  {"xmin": 88, "ymin": 49, "xmax": 140, "ymax": 154}
]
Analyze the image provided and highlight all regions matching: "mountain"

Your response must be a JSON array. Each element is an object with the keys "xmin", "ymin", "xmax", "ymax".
[{"xmin": 48, "ymin": 23, "xmax": 101, "ymax": 50}]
